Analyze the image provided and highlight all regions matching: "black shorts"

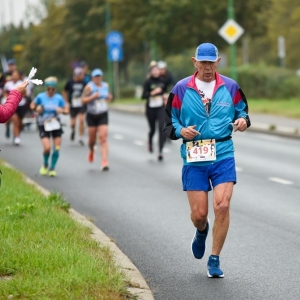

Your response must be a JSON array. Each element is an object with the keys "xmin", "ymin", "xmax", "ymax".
[
  {"xmin": 86, "ymin": 112, "xmax": 108, "ymax": 127},
  {"xmin": 70, "ymin": 106, "xmax": 86, "ymax": 118},
  {"xmin": 38, "ymin": 125, "xmax": 63, "ymax": 139},
  {"xmin": 16, "ymin": 105, "xmax": 27, "ymax": 119}
]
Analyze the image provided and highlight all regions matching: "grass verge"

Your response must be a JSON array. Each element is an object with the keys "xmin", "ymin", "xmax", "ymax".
[
  {"xmin": 111, "ymin": 98, "xmax": 300, "ymax": 119},
  {"xmin": 0, "ymin": 163, "xmax": 134, "ymax": 300},
  {"xmin": 247, "ymin": 99, "xmax": 300, "ymax": 119}
]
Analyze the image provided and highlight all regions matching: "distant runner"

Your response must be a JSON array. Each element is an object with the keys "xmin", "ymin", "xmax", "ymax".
[
  {"xmin": 3, "ymin": 70, "xmax": 28, "ymax": 145},
  {"xmin": 62, "ymin": 67, "xmax": 86, "ymax": 146},
  {"xmin": 0, "ymin": 81, "xmax": 29, "ymax": 123},
  {"xmin": 81, "ymin": 68, "xmax": 113, "ymax": 171},
  {"xmin": 30, "ymin": 77, "xmax": 68, "ymax": 177},
  {"xmin": 142, "ymin": 64, "xmax": 167, "ymax": 160}
]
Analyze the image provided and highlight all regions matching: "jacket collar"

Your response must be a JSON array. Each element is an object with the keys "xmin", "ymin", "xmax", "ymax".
[{"xmin": 187, "ymin": 71, "xmax": 224, "ymax": 95}]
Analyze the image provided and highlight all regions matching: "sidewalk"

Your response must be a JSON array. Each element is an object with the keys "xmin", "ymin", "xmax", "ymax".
[{"xmin": 110, "ymin": 103, "xmax": 300, "ymax": 139}]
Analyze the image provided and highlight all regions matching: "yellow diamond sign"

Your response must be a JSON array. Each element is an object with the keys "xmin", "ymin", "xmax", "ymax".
[{"xmin": 218, "ymin": 19, "xmax": 244, "ymax": 44}]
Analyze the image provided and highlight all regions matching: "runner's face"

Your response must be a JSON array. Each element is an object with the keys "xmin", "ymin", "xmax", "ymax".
[
  {"xmin": 192, "ymin": 57, "xmax": 221, "ymax": 82},
  {"xmin": 11, "ymin": 70, "xmax": 20, "ymax": 82},
  {"xmin": 75, "ymin": 73, "xmax": 84, "ymax": 81},
  {"xmin": 93, "ymin": 76, "xmax": 102, "ymax": 85},
  {"xmin": 46, "ymin": 87, "xmax": 56, "ymax": 96},
  {"xmin": 8, "ymin": 64, "xmax": 16, "ymax": 72},
  {"xmin": 151, "ymin": 66, "xmax": 161, "ymax": 78}
]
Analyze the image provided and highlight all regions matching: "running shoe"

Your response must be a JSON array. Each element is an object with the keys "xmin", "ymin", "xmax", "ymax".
[
  {"xmin": 78, "ymin": 140, "xmax": 84, "ymax": 146},
  {"xmin": 101, "ymin": 160, "xmax": 109, "ymax": 171},
  {"xmin": 207, "ymin": 255, "xmax": 224, "ymax": 278},
  {"xmin": 39, "ymin": 165, "xmax": 48, "ymax": 176},
  {"xmin": 14, "ymin": 137, "xmax": 21, "ymax": 146},
  {"xmin": 70, "ymin": 130, "xmax": 75, "ymax": 141},
  {"xmin": 88, "ymin": 150, "xmax": 94, "ymax": 163},
  {"xmin": 158, "ymin": 154, "xmax": 163, "ymax": 161},
  {"xmin": 48, "ymin": 169, "xmax": 57, "ymax": 177},
  {"xmin": 191, "ymin": 219, "xmax": 209, "ymax": 259}
]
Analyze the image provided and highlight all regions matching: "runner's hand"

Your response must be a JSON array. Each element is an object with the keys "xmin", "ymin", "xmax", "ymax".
[
  {"xmin": 107, "ymin": 93, "xmax": 113, "ymax": 102},
  {"xmin": 180, "ymin": 125, "xmax": 201, "ymax": 139},
  {"xmin": 36, "ymin": 105, "xmax": 43, "ymax": 114},
  {"xmin": 56, "ymin": 107, "xmax": 63, "ymax": 114},
  {"xmin": 150, "ymin": 87, "xmax": 162, "ymax": 95},
  {"xmin": 92, "ymin": 92, "xmax": 100, "ymax": 100},
  {"xmin": 15, "ymin": 81, "xmax": 29, "ymax": 96},
  {"xmin": 233, "ymin": 118, "xmax": 247, "ymax": 132}
]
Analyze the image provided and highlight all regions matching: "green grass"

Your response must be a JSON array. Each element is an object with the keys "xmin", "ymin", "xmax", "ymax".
[
  {"xmin": 247, "ymin": 98, "xmax": 300, "ymax": 119},
  {"xmin": 111, "ymin": 97, "xmax": 300, "ymax": 119},
  {"xmin": 0, "ymin": 164, "xmax": 134, "ymax": 300}
]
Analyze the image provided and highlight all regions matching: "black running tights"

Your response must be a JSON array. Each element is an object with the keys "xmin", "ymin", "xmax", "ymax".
[{"xmin": 146, "ymin": 105, "xmax": 166, "ymax": 153}]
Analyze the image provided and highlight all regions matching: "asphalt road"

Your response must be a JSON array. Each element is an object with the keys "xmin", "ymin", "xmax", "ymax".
[{"xmin": 1, "ymin": 111, "xmax": 300, "ymax": 300}]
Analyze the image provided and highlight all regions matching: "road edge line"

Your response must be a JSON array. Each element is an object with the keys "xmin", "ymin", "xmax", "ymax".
[{"xmin": 2, "ymin": 161, "xmax": 155, "ymax": 300}]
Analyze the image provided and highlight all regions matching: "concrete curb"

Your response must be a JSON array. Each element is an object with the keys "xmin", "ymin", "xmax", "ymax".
[
  {"xmin": 249, "ymin": 122, "xmax": 300, "ymax": 139},
  {"xmin": 110, "ymin": 104, "xmax": 300, "ymax": 140},
  {"xmin": 2, "ymin": 161, "xmax": 155, "ymax": 300}
]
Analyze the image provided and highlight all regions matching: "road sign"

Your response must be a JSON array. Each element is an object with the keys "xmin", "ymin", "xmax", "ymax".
[
  {"xmin": 106, "ymin": 31, "xmax": 123, "ymax": 47},
  {"xmin": 218, "ymin": 19, "xmax": 244, "ymax": 45},
  {"xmin": 278, "ymin": 36, "xmax": 286, "ymax": 59},
  {"xmin": 108, "ymin": 45, "xmax": 123, "ymax": 62}
]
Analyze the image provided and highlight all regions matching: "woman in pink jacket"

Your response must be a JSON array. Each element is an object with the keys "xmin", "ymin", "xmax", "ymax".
[{"xmin": 0, "ymin": 82, "xmax": 28, "ymax": 123}]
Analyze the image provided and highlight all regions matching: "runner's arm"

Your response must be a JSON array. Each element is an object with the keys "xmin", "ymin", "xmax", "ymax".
[
  {"xmin": 81, "ymin": 85, "xmax": 99, "ymax": 104},
  {"xmin": 106, "ymin": 83, "xmax": 113, "ymax": 102},
  {"xmin": 163, "ymin": 91, "xmax": 184, "ymax": 140},
  {"xmin": 0, "ymin": 90, "xmax": 22, "ymax": 123}
]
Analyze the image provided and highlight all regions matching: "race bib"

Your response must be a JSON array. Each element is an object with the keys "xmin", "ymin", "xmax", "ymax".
[
  {"xmin": 95, "ymin": 99, "xmax": 107, "ymax": 113},
  {"xmin": 149, "ymin": 96, "xmax": 163, "ymax": 108},
  {"xmin": 71, "ymin": 97, "xmax": 82, "ymax": 108},
  {"xmin": 186, "ymin": 139, "xmax": 216, "ymax": 162},
  {"xmin": 44, "ymin": 118, "xmax": 61, "ymax": 132}
]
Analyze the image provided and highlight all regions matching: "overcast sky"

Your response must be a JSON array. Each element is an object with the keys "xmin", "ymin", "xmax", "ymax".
[{"xmin": 0, "ymin": 0, "xmax": 43, "ymax": 27}]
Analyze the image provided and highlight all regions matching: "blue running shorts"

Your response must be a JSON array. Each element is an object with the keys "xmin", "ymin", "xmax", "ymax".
[{"xmin": 182, "ymin": 157, "xmax": 236, "ymax": 191}]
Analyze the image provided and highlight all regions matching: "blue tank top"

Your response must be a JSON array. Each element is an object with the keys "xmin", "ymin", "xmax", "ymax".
[{"xmin": 86, "ymin": 81, "xmax": 109, "ymax": 115}]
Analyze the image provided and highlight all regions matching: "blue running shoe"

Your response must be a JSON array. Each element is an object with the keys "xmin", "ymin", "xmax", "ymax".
[
  {"xmin": 207, "ymin": 255, "xmax": 224, "ymax": 278},
  {"xmin": 191, "ymin": 220, "xmax": 209, "ymax": 259}
]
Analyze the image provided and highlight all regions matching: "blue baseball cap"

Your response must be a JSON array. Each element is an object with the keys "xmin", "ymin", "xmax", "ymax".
[
  {"xmin": 91, "ymin": 68, "xmax": 103, "ymax": 77},
  {"xmin": 194, "ymin": 43, "xmax": 219, "ymax": 62}
]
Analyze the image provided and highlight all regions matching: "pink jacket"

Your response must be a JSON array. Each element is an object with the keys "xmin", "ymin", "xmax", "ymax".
[{"xmin": 0, "ymin": 90, "xmax": 23, "ymax": 123}]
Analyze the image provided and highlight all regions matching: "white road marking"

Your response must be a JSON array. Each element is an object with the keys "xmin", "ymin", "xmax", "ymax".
[
  {"xmin": 163, "ymin": 148, "xmax": 171, "ymax": 153},
  {"xmin": 268, "ymin": 177, "xmax": 294, "ymax": 185},
  {"xmin": 134, "ymin": 140, "xmax": 145, "ymax": 146},
  {"xmin": 113, "ymin": 134, "xmax": 124, "ymax": 140},
  {"xmin": 235, "ymin": 167, "xmax": 243, "ymax": 172}
]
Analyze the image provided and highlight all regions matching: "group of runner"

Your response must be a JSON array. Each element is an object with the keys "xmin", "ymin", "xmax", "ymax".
[
  {"xmin": 1, "ymin": 59, "xmax": 173, "ymax": 176},
  {"xmin": 0, "ymin": 59, "xmax": 34, "ymax": 145},
  {"xmin": 0, "ymin": 60, "xmax": 113, "ymax": 176}
]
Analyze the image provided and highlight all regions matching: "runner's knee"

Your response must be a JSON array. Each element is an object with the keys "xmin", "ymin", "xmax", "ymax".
[
  {"xmin": 214, "ymin": 200, "xmax": 230, "ymax": 216},
  {"xmin": 191, "ymin": 210, "xmax": 207, "ymax": 225}
]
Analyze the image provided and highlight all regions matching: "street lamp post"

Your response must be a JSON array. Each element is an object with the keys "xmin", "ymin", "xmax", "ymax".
[
  {"xmin": 105, "ymin": 2, "xmax": 114, "ymax": 94},
  {"xmin": 228, "ymin": 0, "xmax": 237, "ymax": 81}
]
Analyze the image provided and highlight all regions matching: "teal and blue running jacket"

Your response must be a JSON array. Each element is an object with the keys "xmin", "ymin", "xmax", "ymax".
[{"xmin": 163, "ymin": 71, "xmax": 251, "ymax": 166}]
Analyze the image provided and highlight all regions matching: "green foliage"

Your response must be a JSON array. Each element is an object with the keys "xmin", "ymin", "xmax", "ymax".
[
  {"xmin": 120, "ymin": 86, "xmax": 136, "ymax": 99},
  {"xmin": 221, "ymin": 64, "xmax": 300, "ymax": 99},
  {"xmin": 1, "ymin": 0, "xmax": 300, "ymax": 96}
]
